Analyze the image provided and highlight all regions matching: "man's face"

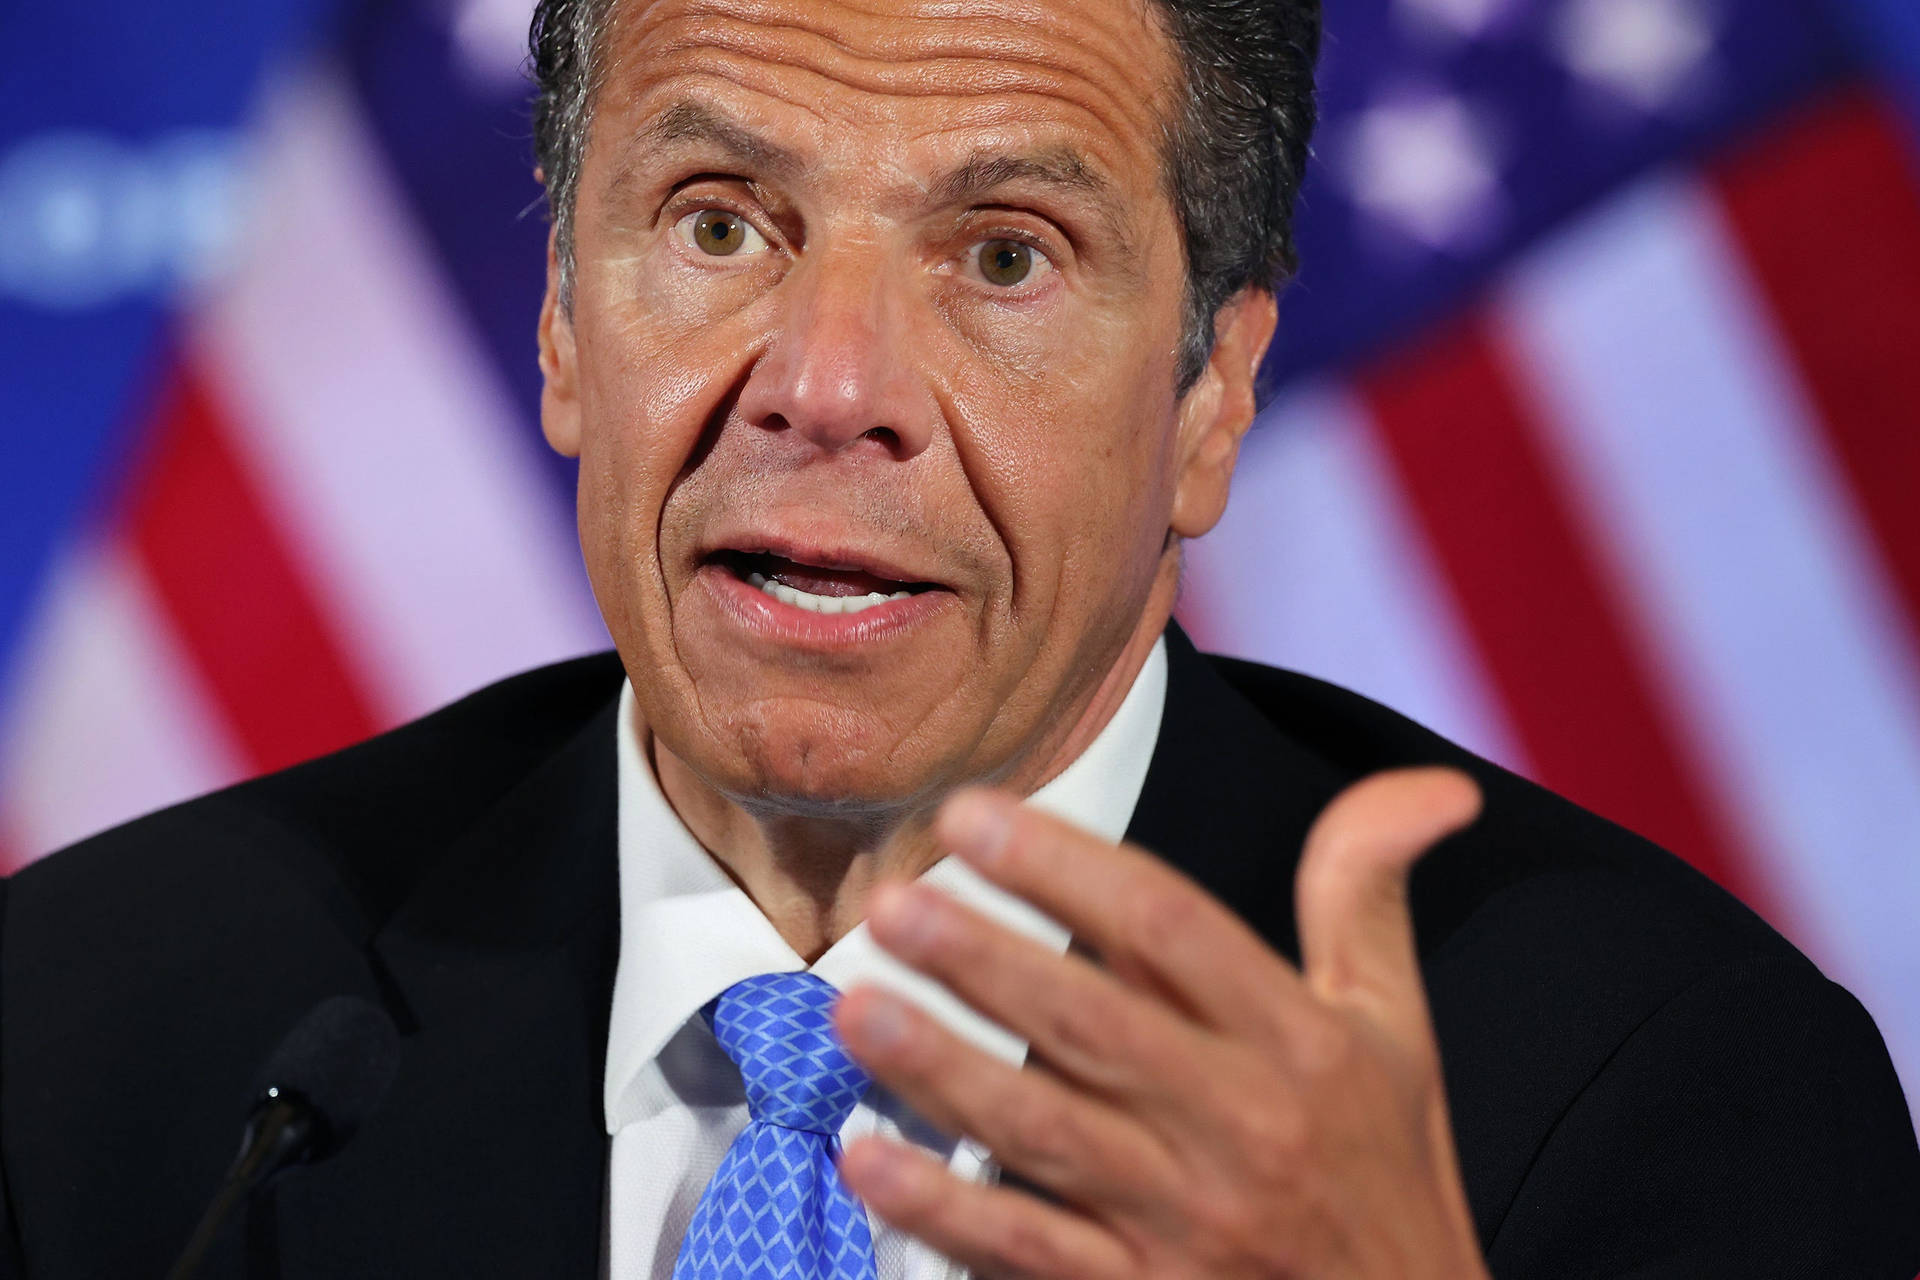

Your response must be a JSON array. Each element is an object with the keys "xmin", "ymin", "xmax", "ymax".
[{"xmin": 542, "ymin": 0, "xmax": 1266, "ymax": 814}]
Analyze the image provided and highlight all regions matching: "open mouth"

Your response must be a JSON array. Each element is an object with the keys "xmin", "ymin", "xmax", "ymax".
[{"xmin": 711, "ymin": 550, "xmax": 941, "ymax": 616}]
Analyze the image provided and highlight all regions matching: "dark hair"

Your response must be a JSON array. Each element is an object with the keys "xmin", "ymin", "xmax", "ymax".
[{"xmin": 529, "ymin": 0, "xmax": 1320, "ymax": 391}]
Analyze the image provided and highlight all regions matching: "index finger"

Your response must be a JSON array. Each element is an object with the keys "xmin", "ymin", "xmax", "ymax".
[{"xmin": 935, "ymin": 788, "xmax": 1310, "ymax": 1037}]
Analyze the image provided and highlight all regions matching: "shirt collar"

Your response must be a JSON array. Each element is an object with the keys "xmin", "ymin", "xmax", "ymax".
[{"xmin": 603, "ymin": 636, "xmax": 1169, "ymax": 1133}]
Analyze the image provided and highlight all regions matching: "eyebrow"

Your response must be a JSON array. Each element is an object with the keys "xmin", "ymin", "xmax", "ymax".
[
  {"xmin": 617, "ymin": 99, "xmax": 1134, "ymax": 250},
  {"xmin": 928, "ymin": 148, "xmax": 1108, "ymax": 208},
  {"xmin": 636, "ymin": 100, "xmax": 807, "ymax": 183},
  {"xmin": 928, "ymin": 145, "xmax": 1135, "ymax": 251}
]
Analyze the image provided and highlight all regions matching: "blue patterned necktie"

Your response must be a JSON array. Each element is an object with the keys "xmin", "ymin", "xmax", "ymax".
[{"xmin": 672, "ymin": 971, "xmax": 879, "ymax": 1280}]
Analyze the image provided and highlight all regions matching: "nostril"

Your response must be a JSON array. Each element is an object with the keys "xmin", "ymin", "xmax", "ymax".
[{"xmin": 861, "ymin": 427, "xmax": 900, "ymax": 449}]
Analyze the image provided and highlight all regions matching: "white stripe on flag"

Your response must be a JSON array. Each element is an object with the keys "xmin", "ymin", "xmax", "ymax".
[
  {"xmin": 192, "ymin": 69, "xmax": 606, "ymax": 725},
  {"xmin": 1496, "ymin": 173, "xmax": 1920, "ymax": 1110},
  {"xmin": 0, "ymin": 540, "xmax": 246, "ymax": 857},
  {"xmin": 1180, "ymin": 383, "xmax": 1528, "ymax": 772}
]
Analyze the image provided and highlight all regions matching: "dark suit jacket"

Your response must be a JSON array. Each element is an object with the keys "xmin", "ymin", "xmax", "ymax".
[{"xmin": 3, "ymin": 629, "xmax": 1916, "ymax": 1277}]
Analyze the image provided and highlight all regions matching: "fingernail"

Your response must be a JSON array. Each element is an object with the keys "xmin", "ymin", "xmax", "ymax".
[
  {"xmin": 942, "ymin": 789, "xmax": 1015, "ymax": 867},
  {"xmin": 871, "ymin": 883, "xmax": 939, "ymax": 957}
]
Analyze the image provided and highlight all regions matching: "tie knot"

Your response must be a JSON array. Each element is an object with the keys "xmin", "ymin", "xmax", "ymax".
[{"xmin": 708, "ymin": 972, "xmax": 871, "ymax": 1135}]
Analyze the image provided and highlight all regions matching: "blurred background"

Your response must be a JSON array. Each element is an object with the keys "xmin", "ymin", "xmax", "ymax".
[{"xmin": 2, "ymin": 0, "xmax": 1917, "ymax": 1125}]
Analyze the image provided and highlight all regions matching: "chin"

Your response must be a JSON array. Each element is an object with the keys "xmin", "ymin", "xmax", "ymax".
[
  {"xmin": 729, "ymin": 740, "xmax": 910, "ymax": 809},
  {"xmin": 719, "ymin": 711, "xmax": 945, "ymax": 818}
]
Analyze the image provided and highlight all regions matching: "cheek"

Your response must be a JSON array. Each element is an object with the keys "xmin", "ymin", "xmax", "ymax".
[
  {"xmin": 941, "ymin": 308, "xmax": 1178, "ymax": 618},
  {"xmin": 572, "ymin": 225, "xmax": 775, "ymax": 468},
  {"xmin": 570, "ymin": 284, "xmax": 769, "ymax": 611}
]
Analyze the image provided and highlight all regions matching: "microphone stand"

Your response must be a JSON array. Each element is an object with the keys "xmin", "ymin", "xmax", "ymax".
[{"xmin": 164, "ymin": 1090, "xmax": 317, "ymax": 1280}]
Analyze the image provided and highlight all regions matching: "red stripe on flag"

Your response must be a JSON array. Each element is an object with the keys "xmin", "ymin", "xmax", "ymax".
[
  {"xmin": 1712, "ymin": 89, "xmax": 1920, "ymax": 651},
  {"xmin": 122, "ymin": 361, "xmax": 380, "ymax": 776},
  {"xmin": 1357, "ymin": 316, "xmax": 1758, "ymax": 902}
]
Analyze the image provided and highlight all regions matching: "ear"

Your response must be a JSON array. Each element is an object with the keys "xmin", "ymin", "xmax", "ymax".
[
  {"xmin": 538, "ymin": 226, "xmax": 583, "ymax": 459},
  {"xmin": 1169, "ymin": 287, "xmax": 1277, "ymax": 539}
]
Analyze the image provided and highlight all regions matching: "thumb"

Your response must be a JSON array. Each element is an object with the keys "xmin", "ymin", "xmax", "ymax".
[{"xmin": 1295, "ymin": 767, "xmax": 1482, "ymax": 1040}]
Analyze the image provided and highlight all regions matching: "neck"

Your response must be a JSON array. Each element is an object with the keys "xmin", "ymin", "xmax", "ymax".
[{"xmin": 653, "ymin": 563, "xmax": 1178, "ymax": 961}]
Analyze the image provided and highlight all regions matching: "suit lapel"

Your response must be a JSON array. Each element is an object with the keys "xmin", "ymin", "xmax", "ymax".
[
  {"xmin": 271, "ymin": 696, "xmax": 622, "ymax": 1279},
  {"xmin": 1123, "ymin": 625, "xmax": 1348, "ymax": 965}
]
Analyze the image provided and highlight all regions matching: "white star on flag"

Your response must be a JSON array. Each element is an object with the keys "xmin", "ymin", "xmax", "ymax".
[
  {"xmin": 1397, "ymin": 0, "xmax": 1511, "ymax": 41},
  {"xmin": 1555, "ymin": 0, "xmax": 1716, "ymax": 112},
  {"xmin": 1339, "ymin": 94, "xmax": 1504, "ymax": 251},
  {"xmin": 447, "ymin": 0, "xmax": 538, "ymax": 90}
]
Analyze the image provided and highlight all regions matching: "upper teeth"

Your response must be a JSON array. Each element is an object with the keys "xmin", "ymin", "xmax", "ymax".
[{"xmin": 745, "ymin": 571, "xmax": 912, "ymax": 615}]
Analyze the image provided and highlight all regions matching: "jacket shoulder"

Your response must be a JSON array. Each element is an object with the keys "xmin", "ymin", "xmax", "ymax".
[
  {"xmin": 1198, "ymin": 649, "xmax": 1919, "ymax": 1261},
  {"xmin": 1492, "ymin": 952, "xmax": 1920, "ymax": 1272},
  {"xmin": 7, "ymin": 650, "xmax": 626, "ymax": 932},
  {"xmin": 0, "ymin": 653, "xmax": 627, "ymax": 1276},
  {"xmin": 1205, "ymin": 651, "xmax": 1784, "ymax": 962},
  {"xmin": 1205, "ymin": 656, "xmax": 1774, "ymax": 948}
]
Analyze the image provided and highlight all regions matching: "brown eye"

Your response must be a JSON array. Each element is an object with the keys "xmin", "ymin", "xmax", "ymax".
[
  {"xmin": 692, "ymin": 210, "xmax": 748, "ymax": 255},
  {"xmin": 976, "ymin": 239, "xmax": 1033, "ymax": 287}
]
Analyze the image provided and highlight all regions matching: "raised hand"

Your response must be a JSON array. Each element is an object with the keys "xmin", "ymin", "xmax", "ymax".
[{"xmin": 835, "ymin": 767, "xmax": 1491, "ymax": 1280}]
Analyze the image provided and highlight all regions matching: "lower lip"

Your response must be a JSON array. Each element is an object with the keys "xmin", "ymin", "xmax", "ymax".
[{"xmin": 696, "ymin": 563, "xmax": 953, "ymax": 649}]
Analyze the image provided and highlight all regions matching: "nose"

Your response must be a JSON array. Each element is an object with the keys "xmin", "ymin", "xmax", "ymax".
[{"xmin": 736, "ymin": 249, "xmax": 933, "ymax": 459}]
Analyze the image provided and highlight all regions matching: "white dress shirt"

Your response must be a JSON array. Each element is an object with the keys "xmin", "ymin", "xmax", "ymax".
[{"xmin": 602, "ymin": 638, "xmax": 1168, "ymax": 1280}]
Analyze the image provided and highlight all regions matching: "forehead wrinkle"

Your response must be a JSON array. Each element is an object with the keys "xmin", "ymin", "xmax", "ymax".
[
  {"xmin": 646, "ymin": 23, "xmax": 1146, "ymax": 120},
  {"xmin": 640, "ymin": 0, "xmax": 1143, "ymax": 61},
  {"xmin": 626, "ymin": 3, "xmax": 1174, "ymax": 154},
  {"xmin": 616, "ymin": 46, "xmax": 1165, "ymax": 226},
  {"xmin": 596, "ymin": 0, "xmax": 1182, "ymax": 273}
]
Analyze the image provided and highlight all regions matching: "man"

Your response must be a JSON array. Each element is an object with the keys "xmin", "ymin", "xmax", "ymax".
[{"xmin": 2, "ymin": 0, "xmax": 1916, "ymax": 1275}]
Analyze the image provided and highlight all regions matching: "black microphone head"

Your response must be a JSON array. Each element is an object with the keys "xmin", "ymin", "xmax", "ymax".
[{"xmin": 253, "ymin": 995, "xmax": 401, "ymax": 1159}]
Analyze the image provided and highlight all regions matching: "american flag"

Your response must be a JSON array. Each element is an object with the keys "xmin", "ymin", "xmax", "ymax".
[{"xmin": 3, "ymin": 0, "xmax": 1918, "ymax": 1126}]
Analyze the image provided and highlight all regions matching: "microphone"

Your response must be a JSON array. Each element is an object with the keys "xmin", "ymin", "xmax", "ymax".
[{"xmin": 165, "ymin": 995, "xmax": 402, "ymax": 1280}]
